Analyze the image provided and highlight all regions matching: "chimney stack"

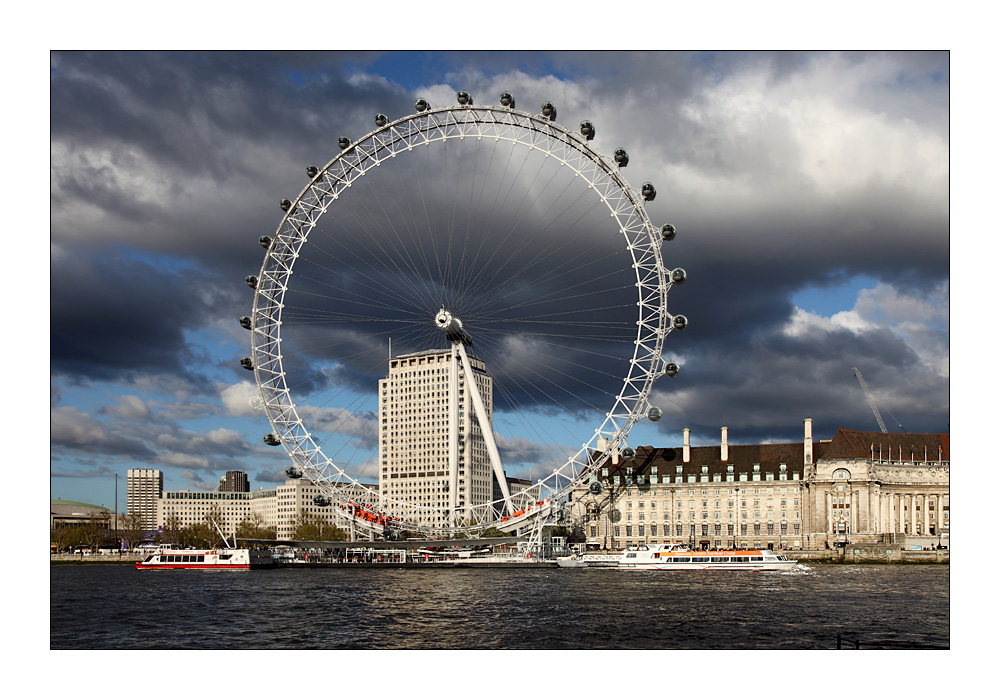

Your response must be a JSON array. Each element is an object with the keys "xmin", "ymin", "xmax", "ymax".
[
  {"xmin": 683, "ymin": 428, "xmax": 691, "ymax": 463},
  {"xmin": 804, "ymin": 417, "xmax": 813, "ymax": 466},
  {"xmin": 721, "ymin": 426, "xmax": 729, "ymax": 462}
]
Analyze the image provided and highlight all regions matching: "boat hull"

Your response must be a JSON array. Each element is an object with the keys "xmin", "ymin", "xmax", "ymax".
[
  {"xmin": 557, "ymin": 554, "xmax": 622, "ymax": 568},
  {"xmin": 619, "ymin": 561, "xmax": 797, "ymax": 571}
]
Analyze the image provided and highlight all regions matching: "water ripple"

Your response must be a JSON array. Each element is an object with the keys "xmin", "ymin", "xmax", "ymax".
[{"xmin": 50, "ymin": 564, "xmax": 948, "ymax": 649}]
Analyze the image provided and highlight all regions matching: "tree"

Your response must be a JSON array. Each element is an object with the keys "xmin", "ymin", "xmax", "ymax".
[
  {"xmin": 82, "ymin": 511, "xmax": 114, "ymax": 549},
  {"xmin": 236, "ymin": 512, "xmax": 277, "ymax": 541},
  {"xmin": 119, "ymin": 512, "xmax": 146, "ymax": 551},
  {"xmin": 159, "ymin": 513, "xmax": 184, "ymax": 545},
  {"xmin": 51, "ymin": 525, "xmax": 77, "ymax": 553},
  {"xmin": 292, "ymin": 509, "xmax": 348, "ymax": 542},
  {"xmin": 477, "ymin": 526, "xmax": 509, "ymax": 538}
]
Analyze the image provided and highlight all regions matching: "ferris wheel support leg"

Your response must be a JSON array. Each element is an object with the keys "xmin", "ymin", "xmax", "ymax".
[
  {"xmin": 456, "ymin": 342, "xmax": 514, "ymax": 515},
  {"xmin": 449, "ymin": 345, "xmax": 460, "ymax": 527}
]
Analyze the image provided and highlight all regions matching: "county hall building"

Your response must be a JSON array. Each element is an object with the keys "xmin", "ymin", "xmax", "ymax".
[{"xmin": 570, "ymin": 418, "xmax": 949, "ymax": 551}]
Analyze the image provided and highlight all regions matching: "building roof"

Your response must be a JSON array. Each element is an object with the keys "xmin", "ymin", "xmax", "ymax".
[
  {"xmin": 821, "ymin": 428, "xmax": 949, "ymax": 461},
  {"xmin": 617, "ymin": 426, "xmax": 948, "ymax": 476},
  {"xmin": 51, "ymin": 499, "xmax": 111, "ymax": 512},
  {"xmin": 628, "ymin": 442, "xmax": 814, "ymax": 476}
]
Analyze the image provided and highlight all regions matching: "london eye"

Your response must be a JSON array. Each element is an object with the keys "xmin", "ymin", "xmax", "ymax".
[{"xmin": 241, "ymin": 91, "xmax": 686, "ymax": 538}]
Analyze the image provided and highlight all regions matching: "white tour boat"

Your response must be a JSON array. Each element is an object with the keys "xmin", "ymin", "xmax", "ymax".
[
  {"xmin": 135, "ymin": 521, "xmax": 274, "ymax": 570},
  {"xmin": 618, "ymin": 543, "xmax": 797, "ymax": 571},
  {"xmin": 135, "ymin": 547, "xmax": 275, "ymax": 570}
]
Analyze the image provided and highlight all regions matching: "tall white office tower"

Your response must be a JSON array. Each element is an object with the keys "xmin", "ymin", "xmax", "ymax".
[
  {"xmin": 127, "ymin": 468, "xmax": 163, "ymax": 530},
  {"xmin": 378, "ymin": 348, "xmax": 496, "ymax": 530}
]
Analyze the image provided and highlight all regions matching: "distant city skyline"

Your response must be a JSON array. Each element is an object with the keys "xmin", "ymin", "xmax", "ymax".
[{"xmin": 49, "ymin": 49, "xmax": 950, "ymax": 509}]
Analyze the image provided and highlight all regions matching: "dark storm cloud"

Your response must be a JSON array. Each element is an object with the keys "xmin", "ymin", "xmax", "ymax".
[
  {"xmin": 50, "ymin": 248, "xmax": 226, "ymax": 386},
  {"xmin": 49, "ymin": 51, "xmax": 949, "ymax": 487},
  {"xmin": 51, "ymin": 405, "xmax": 158, "ymax": 460}
]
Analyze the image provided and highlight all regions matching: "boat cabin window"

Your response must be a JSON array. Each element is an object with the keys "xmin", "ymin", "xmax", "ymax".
[{"xmin": 673, "ymin": 557, "xmax": 690, "ymax": 562}]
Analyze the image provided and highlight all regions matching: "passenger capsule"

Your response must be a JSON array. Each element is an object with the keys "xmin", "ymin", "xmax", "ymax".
[
  {"xmin": 263, "ymin": 433, "xmax": 281, "ymax": 446},
  {"xmin": 279, "ymin": 199, "xmax": 292, "ymax": 212},
  {"xmin": 414, "ymin": 97, "xmax": 430, "ymax": 112},
  {"xmin": 589, "ymin": 480, "xmax": 603, "ymax": 495},
  {"xmin": 641, "ymin": 183, "xmax": 657, "ymax": 201},
  {"xmin": 661, "ymin": 223, "xmax": 676, "ymax": 241},
  {"xmin": 499, "ymin": 91, "xmax": 515, "ymax": 108},
  {"xmin": 580, "ymin": 120, "xmax": 596, "ymax": 140},
  {"xmin": 285, "ymin": 465, "xmax": 303, "ymax": 479},
  {"xmin": 313, "ymin": 495, "xmax": 331, "ymax": 507},
  {"xmin": 259, "ymin": 235, "xmax": 272, "ymax": 249},
  {"xmin": 665, "ymin": 361, "xmax": 680, "ymax": 378},
  {"xmin": 374, "ymin": 113, "xmax": 388, "ymax": 127},
  {"xmin": 457, "ymin": 90, "xmax": 473, "ymax": 105},
  {"xmin": 245, "ymin": 275, "xmax": 258, "ymax": 289},
  {"xmin": 239, "ymin": 357, "xmax": 254, "ymax": 371},
  {"xmin": 621, "ymin": 446, "xmax": 636, "ymax": 461},
  {"xmin": 671, "ymin": 268, "xmax": 687, "ymax": 285},
  {"xmin": 306, "ymin": 165, "xmax": 318, "ymax": 179},
  {"xmin": 338, "ymin": 137, "xmax": 351, "ymax": 150},
  {"xmin": 541, "ymin": 102, "xmax": 557, "ymax": 121},
  {"xmin": 239, "ymin": 316, "xmax": 252, "ymax": 330},
  {"xmin": 647, "ymin": 406, "xmax": 663, "ymax": 422},
  {"xmin": 614, "ymin": 148, "xmax": 629, "ymax": 167},
  {"xmin": 671, "ymin": 315, "xmax": 688, "ymax": 331}
]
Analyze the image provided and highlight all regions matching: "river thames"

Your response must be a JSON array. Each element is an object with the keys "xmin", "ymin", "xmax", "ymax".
[{"xmin": 50, "ymin": 562, "xmax": 948, "ymax": 650}]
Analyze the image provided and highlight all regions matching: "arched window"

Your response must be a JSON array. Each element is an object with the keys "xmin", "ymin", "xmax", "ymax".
[{"xmin": 832, "ymin": 468, "xmax": 851, "ymax": 480}]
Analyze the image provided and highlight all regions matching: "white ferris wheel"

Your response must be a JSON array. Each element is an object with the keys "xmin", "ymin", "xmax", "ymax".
[{"xmin": 241, "ymin": 90, "xmax": 687, "ymax": 538}]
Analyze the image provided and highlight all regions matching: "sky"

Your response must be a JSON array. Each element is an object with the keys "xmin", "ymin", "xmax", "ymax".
[{"xmin": 47, "ymin": 47, "xmax": 952, "ymax": 510}]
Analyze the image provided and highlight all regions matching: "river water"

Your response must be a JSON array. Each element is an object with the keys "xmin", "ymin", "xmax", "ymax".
[{"xmin": 50, "ymin": 563, "xmax": 948, "ymax": 650}]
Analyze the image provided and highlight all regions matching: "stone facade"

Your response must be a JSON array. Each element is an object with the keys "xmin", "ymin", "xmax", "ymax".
[
  {"xmin": 378, "ymin": 348, "xmax": 494, "ymax": 529},
  {"xmin": 155, "ymin": 479, "xmax": 361, "ymax": 540},
  {"xmin": 805, "ymin": 428, "xmax": 949, "ymax": 548},
  {"xmin": 568, "ymin": 419, "xmax": 949, "ymax": 551}
]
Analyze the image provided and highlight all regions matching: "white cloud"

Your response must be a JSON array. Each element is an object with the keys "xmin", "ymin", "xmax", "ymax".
[
  {"xmin": 786, "ymin": 280, "xmax": 949, "ymax": 378},
  {"xmin": 108, "ymin": 394, "xmax": 151, "ymax": 420},
  {"xmin": 220, "ymin": 381, "xmax": 264, "ymax": 417},
  {"xmin": 161, "ymin": 452, "xmax": 213, "ymax": 470}
]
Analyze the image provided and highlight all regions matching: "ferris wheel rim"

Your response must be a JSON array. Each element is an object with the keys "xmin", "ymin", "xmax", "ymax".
[{"xmin": 247, "ymin": 98, "xmax": 676, "ymax": 535}]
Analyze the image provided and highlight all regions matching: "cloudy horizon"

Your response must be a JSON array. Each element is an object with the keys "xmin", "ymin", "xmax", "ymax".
[{"xmin": 49, "ymin": 50, "xmax": 949, "ymax": 508}]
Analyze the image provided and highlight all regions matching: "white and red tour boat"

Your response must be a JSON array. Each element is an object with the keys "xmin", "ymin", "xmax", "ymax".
[
  {"xmin": 135, "ymin": 521, "xmax": 274, "ymax": 570},
  {"xmin": 618, "ymin": 543, "xmax": 797, "ymax": 571},
  {"xmin": 135, "ymin": 547, "xmax": 275, "ymax": 570}
]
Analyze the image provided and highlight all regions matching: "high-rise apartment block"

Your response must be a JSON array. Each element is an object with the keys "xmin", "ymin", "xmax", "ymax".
[
  {"xmin": 127, "ymin": 468, "xmax": 163, "ymax": 530},
  {"xmin": 218, "ymin": 470, "xmax": 250, "ymax": 493},
  {"xmin": 378, "ymin": 348, "xmax": 495, "ymax": 529}
]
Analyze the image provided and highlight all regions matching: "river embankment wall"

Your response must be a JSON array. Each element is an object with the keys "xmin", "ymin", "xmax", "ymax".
[
  {"xmin": 793, "ymin": 546, "xmax": 948, "ymax": 564},
  {"xmin": 51, "ymin": 549, "xmax": 948, "ymax": 565}
]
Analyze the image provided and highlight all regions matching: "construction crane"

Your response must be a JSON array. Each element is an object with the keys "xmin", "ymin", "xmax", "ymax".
[{"xmin": 852, "ymin": 367, "xmax": 905, "ymax": 433}]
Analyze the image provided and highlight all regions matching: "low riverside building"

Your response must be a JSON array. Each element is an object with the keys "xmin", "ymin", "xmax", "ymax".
[
  {"xmin": 51, "ymin": 499, "xmax": 115, "ymax": 528},
  {"xmin": 154, "ymin": 479, "xmax": 366, "ymax": 539},
  {"xmin": 569, "ymin": 419, "xmax": 949, "ymax": 551}
]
